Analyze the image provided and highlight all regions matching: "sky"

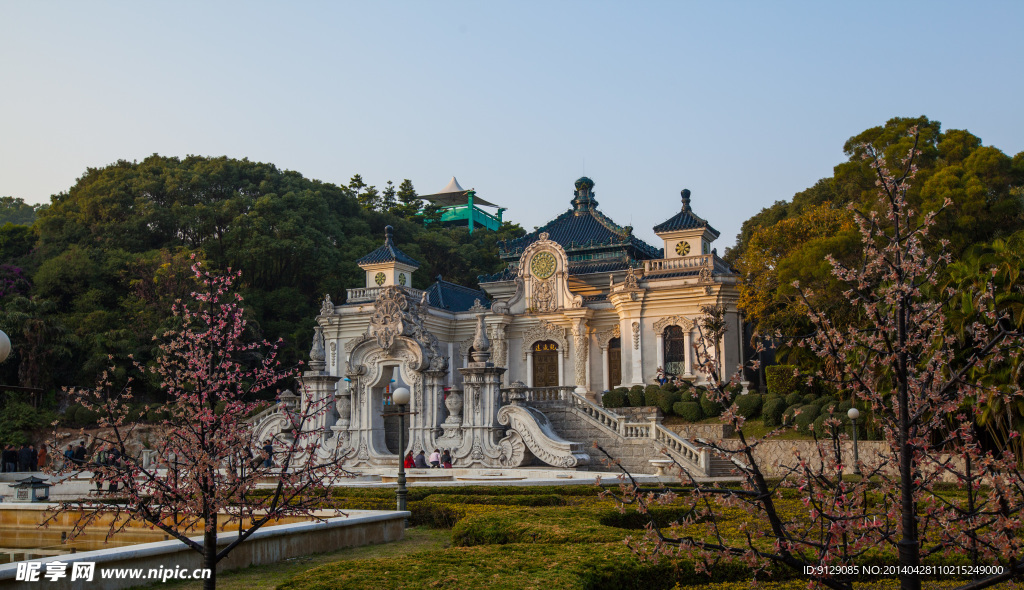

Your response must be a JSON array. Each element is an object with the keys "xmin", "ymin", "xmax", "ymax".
[{"xmin": 1, "ymin": 1, "xmax": 1022, "ymax": 251}]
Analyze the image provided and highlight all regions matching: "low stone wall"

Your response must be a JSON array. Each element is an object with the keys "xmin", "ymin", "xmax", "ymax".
[
  {"xmin": 708, "ymin": 439, "xmax": 893, "ymax": 477},
  {"xmin": 0, "ymin": 510, "xmax": 407, "ymax": 590},
  {"xmin": 665, "ymin": 423, "xmax": 734, "ymax": 440}
]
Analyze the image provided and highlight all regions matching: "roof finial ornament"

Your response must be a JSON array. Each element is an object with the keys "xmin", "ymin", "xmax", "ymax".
[
  {"xmin": 681, "ymin": 189, "xmax": 691, "ymax": 212},
  {"xmin": 384, "ymin": 225, "xmax": 395, "ymax": 244},
  {"xmin": 572, "ymin": 177, "xmax": 597, "ymax": 213}
]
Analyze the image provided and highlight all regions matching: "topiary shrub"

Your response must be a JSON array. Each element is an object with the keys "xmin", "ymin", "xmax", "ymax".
[
  {"xmin": 765, "ymin": 364, "xmax": 800, "ymax": 396},
  {"xmin": 657, "ymin": 389, "xmax": 681, "ymax": 416},
  {"xmin": 662, "ymin": 382, "xmax": 679, "ymax": 393},
  {"xmin": 734, "ymin": 393, "xmax": 763, "ymax": 419},
  {"xmin": 764, "ymin": 393, "xmax": 781, "ymax": 403},
  {"xmin": 802, "ymin": 393, "xmax": 817, "ymax": 406},
  {"xmin": 762, "ymin": 398, "xmax": 786, "ymax": 427},
  {"xmin": 601, "ymin": 389, "xmax": 626, "ymax": 409},
  {"xmin": 627, "ymin": 385, "xmax": 645, "ymax": 407},
  {"xmin": 784, "ymin": 391, "xmax": 802, "ymax": 407},
  {"xmin": 63, "ymin": 404, "xmax": 82, "ymax": 426},
  {"xmin": 782, "ymin": 404, "xmax": 800, "ymax": 426},
  {"xmin": 794, "ymin": 404, "xmax": 820, "ymax": 432},
  {"xmin": 813, "ymin": 395, "xmax": 835, "ymax": 408},
  {"xmin": 813, "ymin": 412, "xmax": 851, "ymax": 438},
  {"xmin": 644, "ymin": 385, "xmax": 662, "ymax": 407},
  {"xmin": 699, "ymin": 391, "xmax": 723, "ymax": 418},
  {"xmin": 673, "ymin": 401, "xmax": 703, "ymax": 422}
]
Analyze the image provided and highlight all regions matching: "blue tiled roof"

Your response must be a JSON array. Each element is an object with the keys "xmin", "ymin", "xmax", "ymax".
[
  {"xmin": 425, "ymin": 278, "xmax": 491, "ymax": 312},
  {"xmin": 652, "ymin": 189, "xmax": 720, "ymax": 237},
  {"xmin": 500, "ymin": 207, "xmax": 661, "ymax": 260},
  {"xmin": 356, "ymin": 225, "xmax": 420, "ymax": 268},
  {"xmin": 477, "ymin": 266, "xmax": 517, "ymax": 284}
]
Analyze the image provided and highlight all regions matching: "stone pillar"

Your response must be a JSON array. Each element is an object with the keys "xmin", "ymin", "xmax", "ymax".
[
  {"xmin": 569, "ymin": 316, "xmax": 590, "ymax": 396},
  {"xmin": 447, "ymin": 342, "xmax": 455, "ymax": 386},
  {"xmin": 452, "ymin": 314, "xmax": 509, "ymax": 467},
  {"xmin": 655, "ymin": 333, "xmax": 664, "ymax": 373},
  {"xmin": 601, "ymin": 347, "xmax": 610, "ymax": 392},
  {"xmin": 526, "ymin": 351, "xmax": 534, "ymax": 387},
  {"xmin": 684, "ymin": 331, "xmax": 693, "ymax": 377},
  {"xmin": 557, "ymin": 354, "xmax": 565, "ymax": 387},
  {"xmin": 302, "ymin": 326, "xmax": 341, "ymax": 438},
  {"xmin": 630, "ymin": 320, "xmax": 643, "ymax": 385}
]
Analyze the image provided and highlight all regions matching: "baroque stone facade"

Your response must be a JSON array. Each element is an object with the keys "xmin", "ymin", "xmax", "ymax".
[{"xmin": 282, "ymin": 178, "xmax": 745, "ymax": 470}]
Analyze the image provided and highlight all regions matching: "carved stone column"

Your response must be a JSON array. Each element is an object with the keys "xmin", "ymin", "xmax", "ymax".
[
  {"xmin": 302, "ymin": 326, "xmax": 341, "ymax": 438},
  {"xmin": 570, "ymin": 317, "xmax": 590, "ymax": 396}
]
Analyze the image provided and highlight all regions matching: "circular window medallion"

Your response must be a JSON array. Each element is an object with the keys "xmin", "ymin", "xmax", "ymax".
[
  {"xmin": 398, "ymin": 273, "xmax": 406, "ymax": 286},
  {"xmin": 675, "ymin": 241, "xmax": 691, "ymax": 256},
  {"xmin": 531, "ymin": 251, "xmax": 557, "ymax": 280},
  {"xmin": 374, "ymin": 272, "xmax": 386, "ymax": 286}
]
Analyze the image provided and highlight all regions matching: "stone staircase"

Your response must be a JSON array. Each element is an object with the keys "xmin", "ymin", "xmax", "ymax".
[{"xmin": 504, "ymin": 387, "xmax": 737, "ymax": 479}]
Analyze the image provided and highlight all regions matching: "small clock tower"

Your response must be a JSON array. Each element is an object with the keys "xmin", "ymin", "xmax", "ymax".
[
  {"xmin": 356, "ymin": 225, "xmax": 420, "ymax": 288},
  {"xmin": 653, "ymin": 189, "xmax": 720, "ymax": 259}
]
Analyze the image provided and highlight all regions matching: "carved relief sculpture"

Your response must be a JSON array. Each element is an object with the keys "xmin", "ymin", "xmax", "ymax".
[
  {"xmin": 571, "ymin": 318, "xmax": 589, "ymax": 392},
  {"xmin": 632, "ymin": 321, "xmax": 640, "ymax": 350}
]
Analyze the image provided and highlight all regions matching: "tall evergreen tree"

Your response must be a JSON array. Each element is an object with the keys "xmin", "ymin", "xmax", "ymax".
[
  {"xmin": 380, "ymin": 180, "xmax": 397, "ymax": 213},
  {"xmin": 357, "ymin": 185, "xmax": 381, "ymax": 211},
  {"xmin": 394, "ymin": 179, "xmax": 421, "ymax": 218}
]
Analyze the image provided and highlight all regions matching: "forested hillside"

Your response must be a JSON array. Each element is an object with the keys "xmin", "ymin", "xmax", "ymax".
[
  {"xmin": 726, "ymin": 116, "xmax": 1024, "ymax": 355},
  {"xmin": 0, "ymin": 155, "xmax": 523, "ymax": 422}
]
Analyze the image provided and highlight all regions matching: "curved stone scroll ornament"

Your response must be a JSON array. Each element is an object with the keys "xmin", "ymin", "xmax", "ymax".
[
  {"xmin": 521, "ymin": 320, "xmax": 570, "ymax": 360},
  {"xmin": 653, "ymin": 316, "xmax": 694, "ymax": 335},
  {"xmin": 497, "ymin": 430, "xmax": 529, "ymax": 467},
  {"xmin": 496, "ymin": 405, "xmax": 590, "ymax": 468},
  {"xmin": 491, "ymin": 276, "xmax": 524, "ymax": 315}
]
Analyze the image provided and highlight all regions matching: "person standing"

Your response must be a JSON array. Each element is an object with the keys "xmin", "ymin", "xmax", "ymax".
[
  {"xmin": 18, "ymin": 443, "xmax": 32, "ymax": 472},
  {"xmin": 262, "ymin": 439, "xmax": 274, "ymax": 468},
  {"xmin": 63, "ymin": 445, "xmax": 74, "ymax": 470},
  {"xmin": 38, "ymin": 444, "xmax": 49, "ymax": 471},
  {"xmin": 28, "ymin": 444, "xmax": 38, "ymax": 471},
  {"xmin": 73, "ymin": 442, "xmax": 87, "ymax": 467},
  {"xmin": 2, "ymin": 445, "xmax": 16, "ymax": 472}
]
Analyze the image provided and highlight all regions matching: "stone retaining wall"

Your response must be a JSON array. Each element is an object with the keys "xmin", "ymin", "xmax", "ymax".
[
  {"xmin": 0, "ymin": 510, "xmax": 407, "ymax": 590},
  {"xmin": 709, "ymin": 439, "xmax": 893, "ymax": 477},
  {"xmin": 665, "ymin": 423, "xmax": 734, "ymax": 440}
]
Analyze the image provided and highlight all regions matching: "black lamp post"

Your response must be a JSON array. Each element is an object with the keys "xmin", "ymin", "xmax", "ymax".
[
  {"xmin": 847, "ymin": 407, "xmax": 861, "ymax": 476},
  {"xmin": 390, "ymin": 386, "xmax": 412, "ymax": 512}
]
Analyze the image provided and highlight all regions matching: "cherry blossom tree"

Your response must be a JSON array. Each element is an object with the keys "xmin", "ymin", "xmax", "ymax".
[
  {"xmin": 604, "ymin": 129, "xmax": 1024, "ymax": 590},
  {"xmin": 46, "ymin": 260, "xmax": 347, "ymax": 590}
]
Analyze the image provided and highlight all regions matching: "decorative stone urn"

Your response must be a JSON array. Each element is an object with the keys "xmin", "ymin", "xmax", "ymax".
[{"xmin": 442, "ymin": 388, "xmax": 463, "ymax": 437}]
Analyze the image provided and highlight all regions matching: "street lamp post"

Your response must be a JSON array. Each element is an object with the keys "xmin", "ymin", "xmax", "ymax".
[
  {"xmin": 390, "ymin": 387, "xmax": 413, "ymax": 513},
  {"xmin": 847, "ymin": 407, "xmax": 861, "ymax": 477}
]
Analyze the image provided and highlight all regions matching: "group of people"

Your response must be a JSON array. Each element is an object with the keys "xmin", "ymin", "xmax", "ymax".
[
  {"xmin": 1, "ymin": 443, "xmax": 49, "ymax": 472},
  {"xmin": 403, "ymin": 449, "xmax": 453, "ymax": 469}
]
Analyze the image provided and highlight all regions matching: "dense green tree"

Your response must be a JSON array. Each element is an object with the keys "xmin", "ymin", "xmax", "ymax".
[
  {"xmin": 380, "ymin": 180, "xmax": 397, "ymax": 212},
  {"xmin": 732, "ymin": 116, "xmax": 1024, "ymax": 349},
  {"xmin": 393, "ymin": 179, "xmax": 421, "ymax": 218},
  {"xmin": 0, "ymin": 223, "xmax": 36, "ymax": 263},
  {"xmin": 0, "ymin": 197, "xmax": 43, "ymax": 226}
]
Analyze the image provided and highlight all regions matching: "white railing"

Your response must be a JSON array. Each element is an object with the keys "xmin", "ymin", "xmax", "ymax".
[
  {"xmin": 563, "ymin": 391, "xmax": 710, "ymax": 475},
  {"xmin": 644, "ymin": 254, "xmax": 712, "ymax": 274},
  {"xmin": 345, "ymin": 286, "xmax": 427, "ymax": 304},
  {"xmin": 500, "ymin": 386, "xmax": 575, "ymax": 404}
]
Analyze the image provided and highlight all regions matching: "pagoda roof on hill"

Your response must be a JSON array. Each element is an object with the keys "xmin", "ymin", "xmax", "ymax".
[{"xmin": 356, "ymin": 226, "xmax": 420, "ymax": 268}]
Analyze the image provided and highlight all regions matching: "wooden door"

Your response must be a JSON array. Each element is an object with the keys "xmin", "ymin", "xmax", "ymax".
[
  {"xmin": 608, "ymin": 337, "xmax": 622, "ymax": 388},
  {"xmin": 532, "ymin": 340, "xmax": 559, "ymax": 387}
]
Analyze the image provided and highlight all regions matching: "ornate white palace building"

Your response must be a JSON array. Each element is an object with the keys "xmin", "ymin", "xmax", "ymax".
[{"xmin": 263, "ymin": 178, "xmax": 743, "ymax": 474}]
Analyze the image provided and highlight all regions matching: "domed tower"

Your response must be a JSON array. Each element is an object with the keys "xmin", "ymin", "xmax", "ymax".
[
  {"xmin": 652, "ymin": 189, "xmax": 720, "ymax": 259},
  {"xmin": 356, "ymin": 225, "xmax": 420, "ymax": 289}
]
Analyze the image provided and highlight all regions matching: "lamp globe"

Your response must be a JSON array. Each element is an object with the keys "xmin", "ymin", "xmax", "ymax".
[
  {"xmin": 847, "ymin": 407, "xmax": 860, "ymax": 421},
  {"xmin": 392, "ymin": 387, "xmax": 411, "ymax": 406},
  {"xmin": 0, "ymin": 330, "xmax": 10, "ymax": 363}
]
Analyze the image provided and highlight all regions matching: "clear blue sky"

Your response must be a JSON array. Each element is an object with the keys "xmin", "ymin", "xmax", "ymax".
[{"xmin": 2, "ymin": 2, "xmax": 1022, "ymax": 250}]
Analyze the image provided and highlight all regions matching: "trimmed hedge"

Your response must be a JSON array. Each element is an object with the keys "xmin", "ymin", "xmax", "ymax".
[
  {"xmin": 601, "ymin": 389, "xmax": 627, "ymax": 408},
  {"xmin": 673, "ymin": 401, "xmax": 703, "ymax": 422},
  {"xmin": 734, "ymin": 393, "xmax": 762, "ymax": 419},
  {"xmin": 765, "ymin": 364, "xmax": 800, "ymax": 396},
  {"xmin": 627, "ymin": 385, "xmax": 645, "ymax": 407},
  {"xmin": 698, "ymin": 392, "xmax": 723, "ymax": 418},
  {"xmin": 656, "ymin": 388, "xmax": 681, "ymax": 416},
  {"xmin": 644, "ymin": 385, "xmax": 662, "ymax": 407},
  {"xmin": 794, "ymin": 404, "xmax": 820, "ymax": 432},
  {"xmin": 762, "ymin": 398, "xmax": 786, "ymax": 427},
  {"xmin": 801, "ymin": 393, "xmax": 818, "ymax": 406},
  {"xmin": 784, "ymin": 391, "xmax": 802, "ymax": 407}
]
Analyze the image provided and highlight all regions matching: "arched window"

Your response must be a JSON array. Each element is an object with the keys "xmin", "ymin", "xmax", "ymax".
[
  {"xmin": 664, "ymin": 325, "xmax": 687, "ymax": 377},
  {"xmin": 532, "ymin": 340, "xmax": 559, "ymax": 387}
]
